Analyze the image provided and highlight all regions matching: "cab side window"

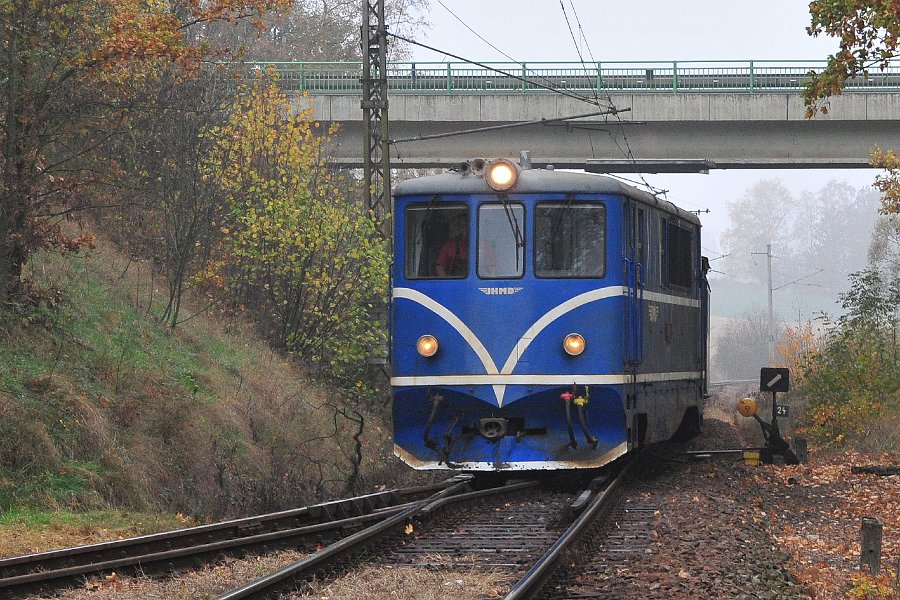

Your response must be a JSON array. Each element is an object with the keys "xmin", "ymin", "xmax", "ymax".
[
  {"xmin": 662, "ymin": 220, "xmax": 693, "ymax": 288},
  {"xmin": 405, "ymin": 204, "xmax": 469, "ymax": 279}
]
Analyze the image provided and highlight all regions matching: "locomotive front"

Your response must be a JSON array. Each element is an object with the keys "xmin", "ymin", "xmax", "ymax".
[{"xmin": 391, "ymin": 158, "xmax": 705, "ymax": 471}]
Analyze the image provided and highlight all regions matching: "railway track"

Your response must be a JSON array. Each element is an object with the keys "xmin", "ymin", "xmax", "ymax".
[
  {"xmin": 532, "ymin": 444, "xmax": 753, "ymax": 599},
  {"xmin": 213, "ymin": 477, "xmax": 544, "ymax": 599},
  {"xmin": 210, "ymin": 458, "xmax": 639, "ymax": 599},
  {"xmin": 1, "ymin": 457, "xmax": 647, "ymax": 599},
  {"xmin": 0, "ymin": 480, "xmax": 455, "ymax": 599}
]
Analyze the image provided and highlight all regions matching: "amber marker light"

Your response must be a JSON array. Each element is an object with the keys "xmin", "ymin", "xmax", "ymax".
[
  {"xmin": 485, "ymin": 159, "xmax": 519, "ymax": 191},
  {"xmin": 563, "ymin": 333, "xmax": 586, "ymax": 356},
  {"xmin": 416, "ymin": 335, "xmax": 439, "ymax": 357}
]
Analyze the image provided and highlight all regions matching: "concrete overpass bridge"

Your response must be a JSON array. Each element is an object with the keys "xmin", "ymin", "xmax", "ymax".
[{"xmin": 265, "ymin": 59, "xmax": 900, "ymax": 172}]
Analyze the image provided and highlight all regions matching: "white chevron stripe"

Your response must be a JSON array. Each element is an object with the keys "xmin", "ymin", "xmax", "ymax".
[
  {"xmin": 393, "ymin": 285, "xmax": 699, "ymax": 406},
  {"xmin": 499, "ymin": 287, "xmax": 626, "ymax": 375},
  {"xmin": 392, "ymin": 288, "xmax": 507, "ymax": 402}
]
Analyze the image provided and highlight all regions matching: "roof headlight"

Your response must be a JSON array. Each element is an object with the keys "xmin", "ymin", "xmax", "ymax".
[
  {"xmin": 416, "ymin": 335, "xmax": 439, "ymax": 358},
  {"xmin": 485, "ymin": 159, "xmax": 519, "ymax": 191},
  {"xmin": 563, "ymin": 333, "xmax": 586, "ymax": 356}
]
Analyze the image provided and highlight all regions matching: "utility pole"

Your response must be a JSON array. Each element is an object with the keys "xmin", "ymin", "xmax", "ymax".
[
  {"xmin": 752, "ymin": 243, "xmax": 776, "ymax": 362},
  {"xmin": 767, "ymin": 242, "xmax": 774, "ymax": 362},
  {"xmin": 361, "ymin": 0, "xmax": 391, "ymax": 238}
]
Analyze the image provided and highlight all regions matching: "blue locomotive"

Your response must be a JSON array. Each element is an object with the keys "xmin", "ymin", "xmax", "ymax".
[{"xmin": 391, "ymin": 156, "xmax": 709, "ymax": 471}]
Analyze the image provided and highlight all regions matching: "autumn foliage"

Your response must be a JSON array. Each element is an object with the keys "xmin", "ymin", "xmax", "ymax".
[
  {"xmin": 201, "ymin": 75, "xmax": 389, "ymax": 377},
  {"xmin": 0, "ymin": 0, "xmax": 291, "ymax": 303},
  {"xmin": 805, "ymin": 1, "xmax": 900, "ymax": 220},
  {"xmin": 777, "ymin": 270, "xmax": 899, "ymax": 448},
  {"xmin": 756, "ymin": 452, "xmax": 900, "ymax": 599},
  {"xmin": 869, "ymin": 148, "xmax": 900, "ymax": 217},
  {"xmin": 804, "ymin": 1, "xmax": 900, "ymax": 115}
]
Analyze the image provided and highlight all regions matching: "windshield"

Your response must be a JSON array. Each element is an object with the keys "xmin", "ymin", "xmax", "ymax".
[
  {"xmin": 403, "ymin": 200, "xmax": 605, "ymax": 280},
  {"xmin": 534, "ymin": 203, "xmax": 606, "ymax": 278},
  {"xmin": 478, "ymin": 203, "xmax": 525, "ymax": 279}
]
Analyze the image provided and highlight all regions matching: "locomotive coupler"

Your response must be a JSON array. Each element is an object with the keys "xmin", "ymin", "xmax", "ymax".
[{"xmin": 478, "ymin": 417, "xmax": 508, "ymax": 441}]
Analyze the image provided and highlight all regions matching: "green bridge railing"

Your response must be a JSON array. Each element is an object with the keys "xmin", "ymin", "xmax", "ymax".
[{"xmin": 246, "ymin": 60, "xmax": 900, "ymax": 94}]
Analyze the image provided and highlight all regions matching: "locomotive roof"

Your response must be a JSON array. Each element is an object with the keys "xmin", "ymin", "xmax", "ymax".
[{"xmin": 394, "ymin": 167, "xmax": 701, "ymax": 225}]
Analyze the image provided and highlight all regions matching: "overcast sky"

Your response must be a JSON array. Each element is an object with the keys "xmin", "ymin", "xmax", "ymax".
[
  {"xmin": 406, "ymin": 1, "xmax": 878, "ymax": 269},
  {"xmin": 411, "ymin": 1, "xmax": 838, "ymax": 63}
]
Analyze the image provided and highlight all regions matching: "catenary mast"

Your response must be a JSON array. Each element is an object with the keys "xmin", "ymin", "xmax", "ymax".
[{"xmin": 361, "ymin": 0, "xmax": 391, "ymax": 238}]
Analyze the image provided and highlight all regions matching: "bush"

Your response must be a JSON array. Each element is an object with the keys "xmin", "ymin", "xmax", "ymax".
[
  {"xmin": 791, "ymin": 269, "xmax": 899, "ymax": 447},
  {"xmin": 201, "ymin": 75, "xmax": 389, "ymax": 384}
]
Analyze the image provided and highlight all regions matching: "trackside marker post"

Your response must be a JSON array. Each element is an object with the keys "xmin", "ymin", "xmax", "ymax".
[{"xmin": 860, "ymin": 517, "xmax": 883, "ymax": 574}]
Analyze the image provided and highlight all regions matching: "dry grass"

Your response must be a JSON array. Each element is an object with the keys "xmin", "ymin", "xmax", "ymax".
[
  {"xmin": 39, "ymin": 551, "xmax": 307, "ymax": 599},
  {"xmin": 0, "ymin": 512, "xmax": 193, "ymax": 558},
  {"xmin": 35, "ymin": 553, "xmax": 512, "ymax": 600},
  {"xmin": 292, "ymin": 562, "xmax": 513, "ymax": 600}
]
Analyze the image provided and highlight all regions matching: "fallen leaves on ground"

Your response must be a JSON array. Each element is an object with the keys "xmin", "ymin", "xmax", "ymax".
[{"xmin": 755, "ymin": 451, "xmax": 900, "ymax": 599}]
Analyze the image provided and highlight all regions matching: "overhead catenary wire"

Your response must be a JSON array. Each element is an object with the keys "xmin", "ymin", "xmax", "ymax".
[
  {"xmin": 770, "ymin": 252, "xmax": 830, "ymax": 276},
  {"xmin": 773, "ymin": 275, "xmax": 825, "ymax": 291},
  {"xmin": 431, "ymin": 0, "xmax": 622, "ymax": 109},
  {"xmin": 433, "ymin": 0, "xmax": 518, "ymax": 63},
  {"xmin": 388, "ymin": 109, "xmax": 627, "ymax": 145},
  {"xmin": 701, "ymin": 247, "xmax": 730, "ymax": 261},
  {"xmin": 388, "ymin": 32, "xmax": 608, "ymax": 107},
  {"xmin": 382, "ymin": 32, "xmax": 612, "ymax": 156},
  {"xmin": 558, "ymin": 0, "xmax": 666, "ymax": 199},
  {"xmin": 392, "ymin": 7, "xmax": 654, "ymax": 186},
  {"xmin": 390, "ymin": 9, "xmax": 683, "ymax": 205},
  {"xmin": 751, "ymin": 246, "xmax": 833, "ymax": 294}
]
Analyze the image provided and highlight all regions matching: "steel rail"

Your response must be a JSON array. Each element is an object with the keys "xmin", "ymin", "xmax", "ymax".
[
  {"xmin": 214, "ymin": 478, "xmax": 542, "ymax": 600},
  {"xmin": 0, "ymin": 504, "xmax": 421, "ymax": 597},
  {"xmin": 502, "ymin": 462, "xmax": 635, "ymax": 599},
  {"xmin": 0, "ymin": 482, "xmax": 454, "ymax": 598},
  {"xmin": 0, "ymin": 482, "xmax": 447, "ymax": 579}
]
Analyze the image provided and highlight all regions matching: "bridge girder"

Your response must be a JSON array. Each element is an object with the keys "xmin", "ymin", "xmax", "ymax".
[{"xmin": 310, "ymin": 92, "xmax": 900, "ymax": 171}]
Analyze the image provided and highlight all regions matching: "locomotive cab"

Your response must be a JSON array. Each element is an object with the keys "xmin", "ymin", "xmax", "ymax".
[{"xmin": 391, "ymin": 157, "xmax": 707, "ymax": 471}]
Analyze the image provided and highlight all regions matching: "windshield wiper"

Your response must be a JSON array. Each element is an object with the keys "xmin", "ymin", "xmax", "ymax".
[{"xmin": 498, "ymin": 192, "xmax": 524, "ymax": 269}]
